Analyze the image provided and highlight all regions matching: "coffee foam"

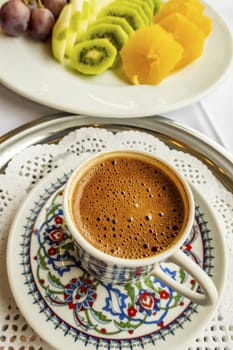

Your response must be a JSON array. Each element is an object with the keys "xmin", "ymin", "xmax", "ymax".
[{"xmin": 71, "ymin": 155, "xmax": 187, "ymax": 259}]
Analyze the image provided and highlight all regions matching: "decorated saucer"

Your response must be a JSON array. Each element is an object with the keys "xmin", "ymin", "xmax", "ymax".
[{"xmin": 7, "ymin": 158, "xmax": 227, "ymax": 350}]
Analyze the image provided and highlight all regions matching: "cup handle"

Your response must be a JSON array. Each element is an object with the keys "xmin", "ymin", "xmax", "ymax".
[{"xmin": 151, "ymin": 250, "xmax": 218, "ymax": 305}]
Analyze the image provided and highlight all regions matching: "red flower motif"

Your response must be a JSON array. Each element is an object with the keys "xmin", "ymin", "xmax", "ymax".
[
  {"xmin": 185, "ymin": 243, "xmax": 192, "ymax": 251},
  {"xmin": 101, "ymin": 328, "xmax": 107, "ymax": 333},
  {"xmin": 48, "ymin": 247, "xmax": 57, "ymax": 256},
  {"xmin": 50, "ymin": 228, "xmax": 65, "ymax": 242},
  {"xmin": 127, "ymin": 306, "xmax": 137, "ymax": 317},
  {"xmin": 55, "ymin": 216, "xmax": 63, "ymax": 224},
  {"xmin": 128, "ymin": 329, "xmax": 134, "ymax": 334},
  {"xmin": 68, "ymin": 301, "xmax": 76, "ymax": 309},
  {"xmin": 80, "ymin": 286, "xmax": 88, "ymax": 294},
  {"xmin": 64, "ymin": 277, "xmax": 97, "ymax": 312},
  {"xmin": 135, "ymin": 267, "xmax": 142, "ymax": 276},
  {"xmin": 136, "ymin": 290, "xmax": 160, "ymax": 316},
  {"xmin": 159, "ymin": 290, "xmax": 170, "ymax": 299}
]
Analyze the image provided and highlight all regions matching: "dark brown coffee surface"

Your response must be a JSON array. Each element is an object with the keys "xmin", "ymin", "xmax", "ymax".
[{"xmin": 71, "ymin": 154, "xmax": 187, "ymax": 259}]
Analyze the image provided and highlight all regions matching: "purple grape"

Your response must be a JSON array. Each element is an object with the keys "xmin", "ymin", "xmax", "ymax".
[
  {"xmin": 42, "ymin": 0, "xmax": 67, "ymax": 19},
  {"xmin": 0, "ymin": 0, "xmax": 30, "ymax": 36},
  {"xmin": 29, "ymin": 7, "xmax": 55, "ymax": 41}
]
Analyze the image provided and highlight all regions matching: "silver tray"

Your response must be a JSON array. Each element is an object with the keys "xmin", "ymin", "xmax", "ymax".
[
  {"xmin": 0, "ymin": 115, "xmax": 232, "ymax": 192},
  {"xmin": 1, "ymin": 114, "xmax": 233, "ymax": 350}
]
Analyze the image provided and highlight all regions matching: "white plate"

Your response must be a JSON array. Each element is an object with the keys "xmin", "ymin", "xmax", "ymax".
[
  {"xmin": 7, "ymin": 157, "xmax": 227, "ymax": 350},
  {"xmin": 0, "ymin": 2, "xmax": 233, "ymax": 117}
]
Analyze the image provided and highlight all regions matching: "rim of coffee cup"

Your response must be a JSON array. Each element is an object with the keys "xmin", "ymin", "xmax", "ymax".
[{"xmin": 63, "ymin": 150, "xmax": 195, "ymax": 267}]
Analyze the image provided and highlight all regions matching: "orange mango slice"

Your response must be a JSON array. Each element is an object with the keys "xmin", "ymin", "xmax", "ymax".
[
  {"xmin": 153, "ymin": 1, "xmax": 212, "ymax": 37},
  {"xmin": 168, "ymin": 0, "xmax": 205, "ymax": 13},
  {"xmin": 159, "ymin": 13, "xmax": 205, "ymax": 69},
  {"xmin": 120, "ymin": 24, "xmax": 183, "ymax": 85}
]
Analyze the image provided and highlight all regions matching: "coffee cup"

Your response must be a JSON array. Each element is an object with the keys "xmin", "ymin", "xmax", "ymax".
[{"xmin": 63, "ymin": 150, "xmax": 218, "ymax": 306}]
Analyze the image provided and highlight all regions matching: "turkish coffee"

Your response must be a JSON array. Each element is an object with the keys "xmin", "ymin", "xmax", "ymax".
[{"xmin": 70, "ymin": 152, "xmax": 189, "ymax": 259}]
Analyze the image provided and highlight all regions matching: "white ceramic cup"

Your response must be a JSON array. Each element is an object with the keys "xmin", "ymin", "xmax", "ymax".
[{"xmin": 63, "ymin": 150, "xmax": 218, "ymax": 306}]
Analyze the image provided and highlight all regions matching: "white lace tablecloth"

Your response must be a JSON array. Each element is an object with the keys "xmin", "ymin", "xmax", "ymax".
[{"xmin": 0, "ymin": 127, "xmax": 232, "ymax": 350}]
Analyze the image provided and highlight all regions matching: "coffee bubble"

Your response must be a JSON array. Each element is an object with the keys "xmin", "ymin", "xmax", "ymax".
[{"xmin": 145, "ymin": 214, "xmax": 152, "ymax": 221}]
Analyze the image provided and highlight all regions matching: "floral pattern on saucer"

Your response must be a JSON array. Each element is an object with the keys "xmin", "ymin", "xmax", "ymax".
[{"xmin": 20, "ymin": 172, "xmax": 214, "ymax": 349}]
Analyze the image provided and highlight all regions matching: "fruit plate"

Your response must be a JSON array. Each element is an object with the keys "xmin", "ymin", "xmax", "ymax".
[
  {"xmin": 0, "ymin": 1, "xmax": 233, "ymax": 118},
  {"xmin": 6, "ymin": 154, "xmax": 227, "ymax": 350}
]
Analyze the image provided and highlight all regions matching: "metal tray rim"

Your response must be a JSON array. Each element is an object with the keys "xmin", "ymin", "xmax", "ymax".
[{"xmin": 0, "ymin": 114, "xmax": 232, "ymax": 192}]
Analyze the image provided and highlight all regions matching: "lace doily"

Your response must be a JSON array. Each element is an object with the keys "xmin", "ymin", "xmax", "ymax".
[{"xmin": 0, "ymin": 127, "xmax": 232, "ymax": 350}]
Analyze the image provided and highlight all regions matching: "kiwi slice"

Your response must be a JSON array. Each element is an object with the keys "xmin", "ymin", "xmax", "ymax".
[
  {"xmin": 143, "ymin": 0, "xmax": 156, "ymax": 13},
  {"xmin": 116, "ymin": 0, "xmax": 152, "ymax": 25},
  {"xmin": 133, "ymin": 0, "xmax": 154, "ymax": 19},
  {"xmin": 70, "ymin": 38, "xmax": 117, "ymax": 75},
  {"xmin": 143, "ymin": 0, "xmax": 154, "ymax": 12},
  {"xmin": 152, "ymin": 0, "xmax": 162, "ymax": 14},
  {"xmin": 114, "ymin": 0, "xmax": 150, "ymax": 25},
  {"xmin": 88, "ymin": 16, "xmax": 135, "ymax": 38},
  {"xmin": 84, "ymin": 22, "xmax": 129, "ymax": 66},
  {"xmin": 98, "ymin": 4, "xmax": 145, "ymax": 30},
  {"xmin": 85, "ymin": 23, "xmax": 128, "ymax": 51},
  {"xmin": 132, "ymin": 0, "xmax": 154, "ymax": 18}
]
